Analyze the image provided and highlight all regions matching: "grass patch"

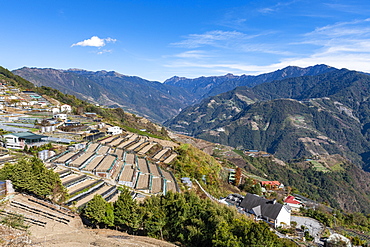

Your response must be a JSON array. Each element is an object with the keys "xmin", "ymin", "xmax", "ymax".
[{"xmin": 310, "ymin": 160, "xmax": 330, "ymax": 172}]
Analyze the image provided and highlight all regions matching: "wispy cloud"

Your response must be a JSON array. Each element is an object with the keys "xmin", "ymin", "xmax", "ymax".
[
  {"xmin": 71, "ymin": 36, "xmax": 117, "ymax": 47},
  {"xmin": 174, "ymin": 50, "xmax": 210, "ymax": 59},
  {"xmin": 171, "ymin": 30, "xmax": 257, "ymax": 49},
  {"xmin": 96, "ymin": 49, "xmax": 113, "ymax": 55},
  {"xmin": 258, "ymin": 0, "xmax": 299, "ymax": 14}
]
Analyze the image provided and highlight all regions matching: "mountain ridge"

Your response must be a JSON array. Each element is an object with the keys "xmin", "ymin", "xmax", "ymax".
[
  {"xmin": 13, "ymin": 64, "xmax": 336, "ymax": 123},
  {"xmin": 165, "ymin": 69, "xmax": 370, "ymax": 170}
]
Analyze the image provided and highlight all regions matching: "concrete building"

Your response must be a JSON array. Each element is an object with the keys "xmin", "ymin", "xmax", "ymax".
[
  {"xmin": 3, "ymin": 132, "xmax": 46, "ymax": 149},
  {"xmin": 60, "ymin": 104, "xmax": 72, "ymax": 113},
  {"xmin": 107, "ymin": 126, "xmax": 122, "ymax": 135}
]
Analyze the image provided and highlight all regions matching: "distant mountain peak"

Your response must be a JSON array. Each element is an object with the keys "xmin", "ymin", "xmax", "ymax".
[{"xmin": 164, "ymin": 76, "xmax": 188, "ymax": 84}]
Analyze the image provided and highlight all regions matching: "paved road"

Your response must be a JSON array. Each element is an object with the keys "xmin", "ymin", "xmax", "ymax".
[{"xmin": 291, "ymin": 215, "xmax": 324, "ymax": 245}]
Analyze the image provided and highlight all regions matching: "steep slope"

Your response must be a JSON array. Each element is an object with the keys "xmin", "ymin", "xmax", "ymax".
[
  {"xmin": 164, "ymin": 64, "xmax": 336, "ymax": 99},
  {"xmin": 166, "ymin": 69, "xmax": 370, "ymax": 169},
  {"xmin": 13, "ymin": 67, "xmax": 195, "ymax": 123}
]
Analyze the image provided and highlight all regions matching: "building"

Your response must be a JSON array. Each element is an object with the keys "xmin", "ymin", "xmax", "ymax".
[
  {"xmin": 260, "ymin": 181, "xmax": 284, "ymax": 190},
  {"xmin": 2, "ymin": 132, "xmax": 46, "ymax": 149},
  {"xmin": 52, "ymin": 107, "xmax": 60, "ymax": 114},
  {"xmin": 240, "ymin": 193, "xmax": 291, "ymax": 228},
  {"xmin": 221, "ymin": 193, "xmax": 245, "ymax": 207},
  {"xmin": 284, "ymin": 195, "xmax": 304, "ymax": 212},
  {"xmin": 107, "ymin": 126, "xmax": 123, "ymax": 135},
  {"xmin": 53, "ymin": 113, "xmax": 67, "ymax": 121},
  {"xmin": 60, "ymin": 104, "xmax": 72, "ymax": 113}
]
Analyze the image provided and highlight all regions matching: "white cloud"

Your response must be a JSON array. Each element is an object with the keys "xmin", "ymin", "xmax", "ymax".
[
  {"xmin": 71, "ymin": 36, "xmax": 117, "ymax": 47},
  {"xmin": 97, "ymin": 49, "xmax": 113, "ymax": 55},
  {"xmin": 174, "ymin": 50, "xmax": 210, "ymax": 59},
  {"xmin": 171, "ymin": 30, "xmax": 253, "ymax": 49}
]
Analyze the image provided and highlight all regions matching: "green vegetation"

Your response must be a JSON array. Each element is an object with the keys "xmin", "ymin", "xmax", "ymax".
[
  {"xmin": 0, "ymin": 157, "xmax": 68, "ymax": 203},
  {"xmin": 236, "ymin": 152, "xmax": 370, "ymax": 214},
  {"xmin": 23, "ymin": 142, "xmax": 53, "ymax": 155},
  {"xmin": 0, "ymin": 211, "xmax": 29, "ymax": 230},
  {"xmin": 171, "ymin": 143, "xmax": 226, "ymax": 197},
  {"xmin": 82, "ymin": 188, "xmax": 296, "ymax": 247}
]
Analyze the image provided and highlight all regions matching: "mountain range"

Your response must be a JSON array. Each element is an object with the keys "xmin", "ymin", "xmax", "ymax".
[
  {"xmin": 165, "ymin": 69, "xmax": 370, "ymax": 171},
  {"xmin": 13, "ymin": 64, "xmax": 334, "ymax": 123},
  {"xmin": 15, "ymin": 65, "xmax": 370, "ymax": 170}
]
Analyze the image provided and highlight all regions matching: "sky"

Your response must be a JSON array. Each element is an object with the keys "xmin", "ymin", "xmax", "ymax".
[{"xmin": 1, "ymin": 0, "xmax": 370, "ymax": 82}]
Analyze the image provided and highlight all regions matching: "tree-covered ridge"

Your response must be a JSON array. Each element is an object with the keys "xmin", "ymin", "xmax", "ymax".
[
  {"xmin": 13, "ymin": 67, "xmax": 196, "ymax": 123},
  {"xmin": 83, "ymin": 189, "xmax": 296, "ymax": 247},
  {"xmin": 0, "ymin": 157, "xmax": 68, "ymax": 203},
  {"xmin": 0, "ymin": 66, "xmax": 169, "ymax": 139},
  {"xmin": 166, "ymin": 69, "xmax": 370, "ymax": 169}
]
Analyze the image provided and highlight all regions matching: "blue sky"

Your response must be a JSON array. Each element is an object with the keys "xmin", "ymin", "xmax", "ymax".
[{"xmin": 2, "ymin": 0, "xmax": 370, "ymax": 81}]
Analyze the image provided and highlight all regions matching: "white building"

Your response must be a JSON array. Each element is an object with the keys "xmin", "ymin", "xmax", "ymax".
[
  {"xmin": 52, "ymin": 107, "xmax": 60, "ymax": 114},
  {"xmin": 2, "ymin": 132, "xmax": 46, "ymax": 149},
  {"xmin": 107, "ymin": 126, "xmax": 122, "ymax": 135},
  {"xmin": 53, "ymin": 113, "xmax": 67, "ymax": 121},
  {"xmin": 60, "ymin": 104, "xmax": 72, "ymax": 113}
]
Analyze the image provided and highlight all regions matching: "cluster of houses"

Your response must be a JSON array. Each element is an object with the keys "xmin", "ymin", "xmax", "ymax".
[{"xmin": 220, "ymin": 193, "xmax": 305, "ymax": 228}]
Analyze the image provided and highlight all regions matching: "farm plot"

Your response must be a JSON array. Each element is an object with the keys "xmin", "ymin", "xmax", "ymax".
[
  {"xmin": 149, "ymin": 163, "xmax": 161, "ymax": 177},
  {"xmin": 97, "ymin": 145, "xmax": 110, "ymax": 155},
  {"xmin": 137, "ymin": 158, "xmax": 149, "ymax": 174},
  {"xmin": 124, "ymin": 153, "xmax": 135, "ymax": 165},
  {"xmin": 67, "ymin": 179, "xmax": 97, "ymax": 195},
  {"xmin": 69, "ymin": 152, "xmax": 95, "ymax": 168},
  {"xmin": 153, "ymin": 148, "xmax": 171, "ymax": 160},
  {"xmin": 151, "ymin": 177, "xmax": 163, "ymax": 194},
  {"xmin": 118, "ymin": 165, "xmax": 136, "ymax": 187},
  {"xmin": 74, "ymin": 184, "xmax": 112, "ymax": 208},
  {"xmin": 310, "ymin": 160, "xmax": 330, "ymax": 172},
  {"xmin": 114, "ymin": 149, "xmax": 124, "ymax": 160},
  {"xmin": 99, "ymin": 136, "xmax": 115, "ymax": 145},
  {"xmin": 95, "ymin": 154, "xmax": 116, "ymax": 173},
  {"xmin": 83, "ymin": 155, "xmax": 104, "ymax": 171},
  {"xmin": 106, "ymin": 137, "xmax": 123, "ymax": 147},
  {"xmin": 135, "ymin": 173, "xmax": 150, "ymax": 191},
  {"xmin": 54, "ymin": 151, "xmax": 77, "ymax": 164},
  {"xmin": 138, "ymin": 143, "xmax": 155, "ymax": 155},
  {"xmin": 111, "ymin": 161, "xmax": 124, "ymax": 181},
  {"xmin": 166, "ymin": 180, "xmax": 177, "ymax": 193},
  {"xmin": 61, "ymin": 174, "xmax": 82, "ymax": 185},
  {"xmin": 86, "ymin": 143, "xmax": 99, "ymax": 153},
  {"xmin": 163, "ymin": 153, "xmax": 177, "ymax": 164}
]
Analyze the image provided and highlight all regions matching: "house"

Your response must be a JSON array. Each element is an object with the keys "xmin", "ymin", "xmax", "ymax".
[
  {"xmin": 261, "ymin": 181, "xmax": 284, "ymax": 190},
  {"xmin": 240, "ymin": 193, "xmax": 291, "ymax": 228},
  {"xmin": 53, "ymin": 113, "xmax": 67, "ymax": 121},
  {"xmin": 2, "ymin": 132, "xmax": 46, "ymax": 149},
  {"xmin": 52, "ymin": 107, "xmax": 60, "ymax": 114},
  {"xmin": 107, "ymin": 126, "xmax": 122, "ymax": 135},
  {"xmin": 60, "ymin": 104, "xmax": 72, "ymax": 113},
  {"xmin": 284, "ymin": 195, "xmax": 304, "ymax": 212}
]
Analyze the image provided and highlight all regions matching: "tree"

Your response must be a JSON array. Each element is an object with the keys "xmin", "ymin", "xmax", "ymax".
[
  {"xmin": 82, "ymin": 194, "xmax": 113, "ymax": 227},
  {"xmin": 113, "ymin": 187, "xmax": 140, "ymax": 233},
  {"xmin": 234, "ymin": 167, "xmax": 242, "ymax": 186},
  {"xmin": 0, "ymin": 157, "xmax": 68, "ymax": 203}
]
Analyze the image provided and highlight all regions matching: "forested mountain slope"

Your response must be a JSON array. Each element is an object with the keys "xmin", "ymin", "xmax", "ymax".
[
  {"xmin": 13, "ymin": 67, "xmax": 196, "ymax": 122},
  {"xmin": 166, "ymin": 69, "xmax": 370, "ymax": 170},
  {"xmin": 14, "ymin": 65, "xmax": 335, "ymax": 123}
]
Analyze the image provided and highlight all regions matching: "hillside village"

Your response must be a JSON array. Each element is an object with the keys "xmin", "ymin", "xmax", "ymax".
[{"xmin": 0, "ymin": 79, "xmax": 367, "ymax": 246}]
